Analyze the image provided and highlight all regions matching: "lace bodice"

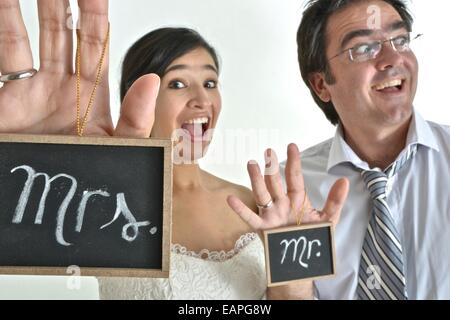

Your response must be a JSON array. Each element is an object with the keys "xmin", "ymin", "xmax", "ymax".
[{"xmin": 98, "ymin": 233, "xmax": 267, "ymax": 300}]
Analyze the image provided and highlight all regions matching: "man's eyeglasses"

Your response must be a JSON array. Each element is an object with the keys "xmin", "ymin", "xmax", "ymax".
[{"xmin": 329, "ymin": 33, "xmax": 423, "ymax": 63}]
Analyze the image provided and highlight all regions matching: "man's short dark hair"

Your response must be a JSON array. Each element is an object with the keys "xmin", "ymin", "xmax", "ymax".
[{"xmin": 297, "ymin": 0, "xmax": 414, "ymax": 126}]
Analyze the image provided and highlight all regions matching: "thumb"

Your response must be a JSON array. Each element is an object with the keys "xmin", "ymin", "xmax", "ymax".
[
  {"xmin": 322, "ymin": 178, "xmax": 349, "ymax": 227},
  {"xmin": 114, "ymin": 73, "xmax": 160, "ymax": 138}
]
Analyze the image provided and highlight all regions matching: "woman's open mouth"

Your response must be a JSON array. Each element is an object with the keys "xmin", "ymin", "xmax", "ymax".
[{"xmin": 181, "ymin": 117, "xmax": 210, "ymax": 142}]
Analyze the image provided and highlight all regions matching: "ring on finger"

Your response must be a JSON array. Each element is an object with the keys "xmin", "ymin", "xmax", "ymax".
[
  {"xmin": 0, "ymin": 68, "xmax": 37, "ymax": 83},
  {"xmin": 256, "ymin": 199, "xmax": 273, "ymax": 210}
]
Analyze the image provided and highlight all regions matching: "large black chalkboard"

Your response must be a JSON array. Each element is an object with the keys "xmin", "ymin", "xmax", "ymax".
[
  {"xmin": 0, "ymin": 134, "xmax": 172, "ymax": 278},
  {"xmin": 263, "ymin": 223, "xmax": 336, "ymax": 286}
]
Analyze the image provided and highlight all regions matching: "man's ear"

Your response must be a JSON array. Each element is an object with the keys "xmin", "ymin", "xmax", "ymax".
[{"xmin": 309, "ymin": 73, "xmax": 331, "ymax": 102}]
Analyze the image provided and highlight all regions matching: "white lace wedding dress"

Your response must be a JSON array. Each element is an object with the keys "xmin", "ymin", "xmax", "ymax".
[{"xmin": 98, "ymin": 233, "xmax": 267, "ymax": 300}]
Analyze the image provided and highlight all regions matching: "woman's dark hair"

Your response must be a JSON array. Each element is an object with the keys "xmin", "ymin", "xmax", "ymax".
[
  {"xmin": 297, "ymin": 0, "xmax": 413, "ymax": 126},
  {"xmin": 120, "ymin": 27, "xmax": 220, "ymax": 102}
]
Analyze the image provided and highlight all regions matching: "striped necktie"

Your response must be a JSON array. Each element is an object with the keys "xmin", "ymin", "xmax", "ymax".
[{"xmin": 357, "ymin": 144, "xmax": 418, "ymax": 300}]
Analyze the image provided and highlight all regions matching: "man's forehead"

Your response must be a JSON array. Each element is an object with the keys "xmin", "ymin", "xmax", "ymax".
[{"xmin": 326, "ymin": 1, "xmax": 404, "ymax": 43}]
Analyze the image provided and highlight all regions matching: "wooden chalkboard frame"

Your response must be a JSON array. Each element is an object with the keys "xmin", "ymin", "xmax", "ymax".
[
  {"xmin": 0, "ymin": 134, "xmax": 172, "ymax": 278},
  {"xmin": 263, "ymin": 222, "xmax": 337, "ymax": 287}
]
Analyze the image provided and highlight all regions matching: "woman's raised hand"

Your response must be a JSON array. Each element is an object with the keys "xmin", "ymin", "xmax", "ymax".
[
  {"xmin": 0, "ymin": 0, "xmax": 158, "ymax": 138},
  {"xmin": 227, "ymin": 143, "xmax": 349, "ymax": 231}
]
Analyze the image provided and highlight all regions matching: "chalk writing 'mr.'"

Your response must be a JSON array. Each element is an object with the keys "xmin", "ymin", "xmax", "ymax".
[{"xmin": 280, "ymin": 236, "xmax": 322, "ymax": 268}]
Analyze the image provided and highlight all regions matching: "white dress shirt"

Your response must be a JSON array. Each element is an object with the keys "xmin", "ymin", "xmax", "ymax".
[{"xmin": 280, "ymin": 111, "xmax": 450, "ymax": 299}]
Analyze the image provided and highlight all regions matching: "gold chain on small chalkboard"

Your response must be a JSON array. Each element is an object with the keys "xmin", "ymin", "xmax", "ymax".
[
  {"xmin": 75, "ymin": 24, "xmax": 110, "ymax": 137},
  {"xmin": 295, "ymin": 191, "xmax": 309, "ymax": 226}
]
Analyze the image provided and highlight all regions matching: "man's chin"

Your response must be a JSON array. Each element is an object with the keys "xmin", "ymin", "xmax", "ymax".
[{"xmin": 379, "ymin": 104, "xmax": 414, "ymax": 126}]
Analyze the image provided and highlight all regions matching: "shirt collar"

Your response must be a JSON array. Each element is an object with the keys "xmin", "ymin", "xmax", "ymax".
[{"xmin": 327, "ymin": 110, "xmax": 440, "ymax": 172}]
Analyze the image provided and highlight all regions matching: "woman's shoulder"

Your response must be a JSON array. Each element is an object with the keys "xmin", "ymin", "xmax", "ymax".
[{"xmin": 201, "ymin": 170, "xmax": 257, "ymax": 211}]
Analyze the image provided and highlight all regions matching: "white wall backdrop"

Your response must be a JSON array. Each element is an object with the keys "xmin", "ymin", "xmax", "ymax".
[{"xmin": 1, "ymin": 0, "xmax": 448, "ymax": 299}]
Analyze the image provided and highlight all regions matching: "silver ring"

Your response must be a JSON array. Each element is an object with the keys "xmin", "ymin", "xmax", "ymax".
[
  {"xmin": 257, "ymin": 199, "xmax": 273, "ymax": 210},
  {"xmin": 0, "ymin": 68, "xmax": 37, "ymax": 83}
]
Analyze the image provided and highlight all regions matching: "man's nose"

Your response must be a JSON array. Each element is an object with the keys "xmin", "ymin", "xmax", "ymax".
[{"xmin": 375, "ymin": 41, "xmax": 403, "ymax": 70}]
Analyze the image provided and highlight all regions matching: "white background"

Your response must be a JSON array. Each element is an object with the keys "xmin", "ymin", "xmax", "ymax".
[{"xmin": 0, "ymin": 0, "xmax": 448, "ymax": 299}]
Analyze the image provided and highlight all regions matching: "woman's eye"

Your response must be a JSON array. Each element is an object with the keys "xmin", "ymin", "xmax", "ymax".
[
  {"xmin": 168, "ymin": 81, "xmax": 186, "ymax": 89},
  {"xmin": 205, "ymin": 80, "xmax": 218, "ymax": 89}
]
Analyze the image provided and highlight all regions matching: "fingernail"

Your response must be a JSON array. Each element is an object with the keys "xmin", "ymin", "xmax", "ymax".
[{"xmin": 264, "ymin": 149, "xmax": 272, "ymax": 168}]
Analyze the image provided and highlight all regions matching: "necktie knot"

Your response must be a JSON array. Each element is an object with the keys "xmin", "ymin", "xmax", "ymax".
[
  {"xmin": 362, "ymin": 171, "xmax": 388, "ymax": 200},
  {"xmin": 361, "ymin": 144, "xmax": 418, "ymax": 201}
]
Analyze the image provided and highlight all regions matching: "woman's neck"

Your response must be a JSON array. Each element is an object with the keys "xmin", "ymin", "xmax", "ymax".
[
  {"xmin": 173, "ymin": 164, "xmax": 204, "ymax": 191},
  {"xmin": 343, "ymin": 117, "xmax": 412, "ymax": 170}
]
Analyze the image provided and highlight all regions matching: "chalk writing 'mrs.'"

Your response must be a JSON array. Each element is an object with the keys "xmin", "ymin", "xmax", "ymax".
[
  {"xmin": 100, "ymin": 193, "xmax": 152, "ymax": 242},
  {"xmin": 280, "ymin": 236, "xmax": 322, "ymax": 268},
  {"xmin": 11, "ymin": 165, "xmax": 156, "ymax": 246},
  {"xmin": 11, "ymin": 165, "xmax": 77, "ymax": 246}
]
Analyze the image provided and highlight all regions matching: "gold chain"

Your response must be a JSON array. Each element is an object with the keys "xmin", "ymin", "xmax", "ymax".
[
  {"xmin": 294, "ymin": 191, "xmax": 309, "ymax": 226},
  {"xmin": 76, "ymin": 24, "xmax": 110, "ymax": 137}
]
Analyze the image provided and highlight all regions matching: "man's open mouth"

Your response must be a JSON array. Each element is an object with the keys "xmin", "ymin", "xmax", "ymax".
[{"xmin": 372, "ymin": 79, "xmax": 405, "ymax": 93}]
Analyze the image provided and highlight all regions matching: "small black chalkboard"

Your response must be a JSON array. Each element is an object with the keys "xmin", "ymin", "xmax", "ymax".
[
  {"xmin": 263, "ymin": 223, "xmax": 336, "ymax": 286},
  {"xmin": 0, "ymin": 134, "xmax": 172, "ymax": 278}
]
